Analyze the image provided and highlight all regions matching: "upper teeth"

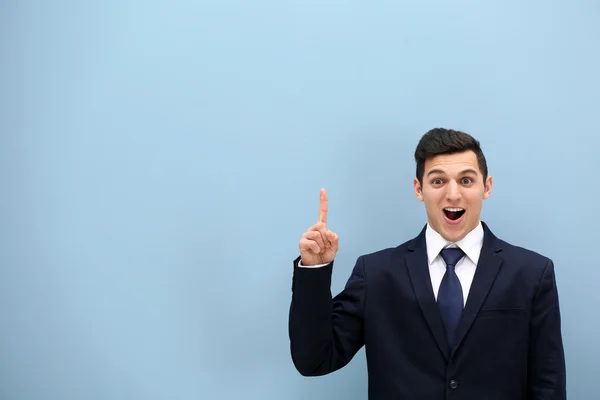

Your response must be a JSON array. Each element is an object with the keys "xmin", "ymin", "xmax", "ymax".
[{"xmin": 445, "ymin": 208, "xmax": 464, "ymax": 212}]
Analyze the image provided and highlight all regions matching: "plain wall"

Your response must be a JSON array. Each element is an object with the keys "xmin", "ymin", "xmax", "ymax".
[{"xmin": 2, "ymin": 0, "xmax": 599, "ymax": 399}]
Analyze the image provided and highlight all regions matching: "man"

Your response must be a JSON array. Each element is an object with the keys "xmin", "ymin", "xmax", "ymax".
[{"xmin": 288, "ymin": 128, "xmax": 566, "ymax": 399}]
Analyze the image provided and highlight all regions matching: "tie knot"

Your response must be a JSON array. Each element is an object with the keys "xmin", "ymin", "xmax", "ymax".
[{"xmin": 440, "ymin": 247, "xmax": 465, "ymax": 268}]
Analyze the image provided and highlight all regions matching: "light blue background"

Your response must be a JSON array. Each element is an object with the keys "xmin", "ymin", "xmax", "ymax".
[{"xmin": 2, "ymin": 1, "xmax": 598, "ymax": 399}]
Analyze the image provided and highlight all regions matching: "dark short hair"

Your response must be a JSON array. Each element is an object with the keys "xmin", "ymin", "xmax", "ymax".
[{"xmin": 414, "ymin": 128, "xmax": 488, "ymax": 185}]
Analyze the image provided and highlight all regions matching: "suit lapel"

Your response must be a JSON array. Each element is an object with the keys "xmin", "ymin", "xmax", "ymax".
[
  {"xmin": 452, "ymin": 223, "xmax": 503, "ymax": 354},
  {"xmin": 405, "ymin": 227, "xmax": 450, "ymax": 360}
]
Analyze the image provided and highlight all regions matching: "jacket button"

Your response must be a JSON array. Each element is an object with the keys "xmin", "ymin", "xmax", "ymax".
[{"xmin": 449, "ymin": 380, "xmax": 458, "ymax": 389}]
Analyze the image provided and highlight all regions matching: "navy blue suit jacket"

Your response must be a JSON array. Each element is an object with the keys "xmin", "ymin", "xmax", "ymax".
[{"xmin": 289, "ymin": 222, "xmax": 566, "ymax": 399}]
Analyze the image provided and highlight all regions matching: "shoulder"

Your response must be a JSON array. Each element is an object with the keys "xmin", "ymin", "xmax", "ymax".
[
  {"xmin": 354, "ymin": 236, "xmax": 416, "ymax": 270},
  {"xmin": 495, "ymin": 236, "xmax": 552, "ymax": 266},
  {"xmin": 490, "ymin": 233, "xmax": 555, "ymax": 285},
  {"xmin": 483, "ymin": 221, "xmax": 552, "ymax": 265},
  {"xmin": 351, "ymin": 224, "xmax": 427, "ymax": 271},
  {"xmin": 490, "ymin": 235, "xmax": 561, "ymax": 301}
]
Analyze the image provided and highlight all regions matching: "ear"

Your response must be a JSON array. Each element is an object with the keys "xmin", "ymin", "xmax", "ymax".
[
  {"xmin": 483, "ymin": 176, "xmax": 493, "ymax": 199},
  {"xmin": 414, "ymin": 178, "xmax": 424, "ymax": 201}
]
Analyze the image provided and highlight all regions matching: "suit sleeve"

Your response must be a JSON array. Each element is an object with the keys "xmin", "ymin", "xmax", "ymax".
[
  {"xmin": 527, "ymin": 259, "xmax": 567, "ymax": 399},
  {"xmin": 288, "ymin": 255, "xmax": 365, "ymax": 376}
]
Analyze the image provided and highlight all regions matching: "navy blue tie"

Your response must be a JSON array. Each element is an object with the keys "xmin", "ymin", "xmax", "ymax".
[{"xmin": 437, "ymin": 247, "xmax": 465, "ymax": 349}]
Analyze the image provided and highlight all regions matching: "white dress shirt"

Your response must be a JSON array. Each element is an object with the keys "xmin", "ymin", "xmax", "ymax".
[
  {"xmin": 425, "ymin": 222, "xmax": 483, "ymax": 305},
  {"xmin": 298, "ymin": 222, "xmax": 484, "ymax": 306}
]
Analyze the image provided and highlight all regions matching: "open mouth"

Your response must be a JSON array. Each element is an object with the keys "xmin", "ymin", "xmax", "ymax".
[{"xmin": 443, "ymin": 207, "xmax": 465, "ymax": 222}]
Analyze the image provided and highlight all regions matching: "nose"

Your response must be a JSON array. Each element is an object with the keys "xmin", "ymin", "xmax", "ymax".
[{"xmin": 445, "ymin": 180, "xmax": 462, "ymax": 202}]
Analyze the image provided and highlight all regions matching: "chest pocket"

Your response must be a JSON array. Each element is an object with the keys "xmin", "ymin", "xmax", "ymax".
[{"xmin": 477, "ymin": 307, "xmax": 525, "ymax": 318}]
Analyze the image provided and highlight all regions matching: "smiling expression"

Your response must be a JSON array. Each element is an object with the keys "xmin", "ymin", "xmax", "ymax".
[{"xmin": 414, "ymin": 150, "xmax": 493, "ymax": 242}]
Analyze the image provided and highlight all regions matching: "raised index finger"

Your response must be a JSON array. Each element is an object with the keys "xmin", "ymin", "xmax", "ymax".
[{"xmin": 318, "ymin": 188, "xmax": 328, "ymax": 224}]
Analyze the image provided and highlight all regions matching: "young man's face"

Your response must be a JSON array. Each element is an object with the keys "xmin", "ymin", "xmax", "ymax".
[{"xmin": 413, "ymin": 150, "xmax": 492, "ymax": 242}]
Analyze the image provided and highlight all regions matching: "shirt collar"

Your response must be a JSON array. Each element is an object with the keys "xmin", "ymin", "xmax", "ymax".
[{"xmin": 425, "ymin": 221, "xmax": 484, "ymax": 266}]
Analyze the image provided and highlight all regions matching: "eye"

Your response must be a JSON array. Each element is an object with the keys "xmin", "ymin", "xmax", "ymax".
[
  {"xmin": 462, "ymin": 177, "xmax": 473, "ymax": 184},
  {"xmin": 431, "ymin": 179, "xmax": 443, "ymax": 185}
]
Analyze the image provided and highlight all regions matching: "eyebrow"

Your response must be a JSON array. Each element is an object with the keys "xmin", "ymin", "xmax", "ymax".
[{"xmin": 426, "ymin": 168, "xmax": 479, "ymax": 177}]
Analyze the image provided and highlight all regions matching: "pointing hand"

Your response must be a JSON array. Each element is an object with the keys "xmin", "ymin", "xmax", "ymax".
[{"xmin": 299, "ymin": 189, "xmax": 339, "ymax": 266}]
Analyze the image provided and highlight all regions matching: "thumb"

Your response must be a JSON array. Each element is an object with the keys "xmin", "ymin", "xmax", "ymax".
[{"xmin": 326, "ymin": 231, "xmax": 339, "ymax": 249}]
